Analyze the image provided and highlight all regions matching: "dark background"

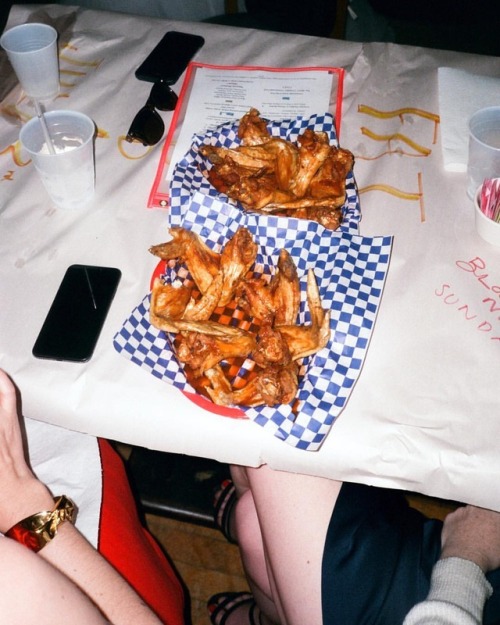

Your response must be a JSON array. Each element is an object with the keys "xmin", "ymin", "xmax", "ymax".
[{"xmin": 2, "ymin": 1, "xmax": 499, "ymax": 56}]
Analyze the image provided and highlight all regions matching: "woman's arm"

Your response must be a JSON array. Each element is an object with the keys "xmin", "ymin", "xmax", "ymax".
[{"xmin": 0, "ymin": 369, "xmax": 163, "ymax": 625}]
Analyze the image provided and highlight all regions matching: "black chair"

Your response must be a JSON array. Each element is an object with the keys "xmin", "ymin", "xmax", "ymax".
[{"xmin": 124, "ymin": 446, "xmax": 231, "ymax": 526}]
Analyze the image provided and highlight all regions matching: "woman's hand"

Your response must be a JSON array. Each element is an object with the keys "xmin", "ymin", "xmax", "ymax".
[{"xmin": 0, "ymin": 369, "xmax": 53, "ymax": 533}]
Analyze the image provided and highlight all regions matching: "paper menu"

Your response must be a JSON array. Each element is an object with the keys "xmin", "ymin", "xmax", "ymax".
[{"xmin": 148, "ymin": 62, "xmax": 344, "ymax": 207}]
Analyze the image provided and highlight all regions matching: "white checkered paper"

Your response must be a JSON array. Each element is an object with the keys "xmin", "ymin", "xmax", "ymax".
[{"xmin": 114, "ymin": 199, "xmax": 393, "ymax": 452}]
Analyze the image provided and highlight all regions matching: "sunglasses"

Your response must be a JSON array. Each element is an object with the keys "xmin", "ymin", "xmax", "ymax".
[{"xmin": 126, "ymin": 81, "xmax": 178, "ymax": 146}]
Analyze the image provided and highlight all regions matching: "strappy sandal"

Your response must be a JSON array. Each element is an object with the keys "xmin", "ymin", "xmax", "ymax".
[
  {"xmin": 214, "ymin": 478, "xmax": 237, "ymax": 544},
  {"xmin": 207, "ymin": 591, "xmax": 262, "ymax": 625}
]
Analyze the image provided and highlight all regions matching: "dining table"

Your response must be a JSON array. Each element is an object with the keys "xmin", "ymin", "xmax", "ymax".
[{"xmin": 1, "ymin": 3, "xmax": 500, "ymax": 512}]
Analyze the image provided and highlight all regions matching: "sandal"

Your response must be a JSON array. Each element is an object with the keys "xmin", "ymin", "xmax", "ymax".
[
  {"xmin": 214, "ymin": 479, "xmax": 237, "ymax": 544},
  {"xmin": 208, "ymin": 591, "xmax": 261, "ymax": 625}
]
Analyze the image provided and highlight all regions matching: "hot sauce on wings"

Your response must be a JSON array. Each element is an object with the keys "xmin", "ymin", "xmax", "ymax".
[{"xmin": 199, "ymin": 108, "xmax": 354, "ymax": 230}]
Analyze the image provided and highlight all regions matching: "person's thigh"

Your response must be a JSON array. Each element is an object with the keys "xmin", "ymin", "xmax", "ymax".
[{"xmin": 246, "ymin": 465, "xmax": 342, "ymax": 625}]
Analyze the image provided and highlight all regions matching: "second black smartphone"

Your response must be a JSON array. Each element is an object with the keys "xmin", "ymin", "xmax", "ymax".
[
  {"xmin": 135, "ymin": 31, "xmax": 205, "ymax": 84},
  {"xmin": 32, "ymin": 264, "xmax": 121, "ymax": 363}
]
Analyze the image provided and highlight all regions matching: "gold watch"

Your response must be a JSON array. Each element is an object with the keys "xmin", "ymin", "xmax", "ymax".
[{"xmin": 5, "ymin": 495, "xmax": 76, "ymax": 552}]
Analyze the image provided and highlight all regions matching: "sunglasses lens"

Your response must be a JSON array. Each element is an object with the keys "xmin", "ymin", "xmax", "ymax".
[
  {"xmin": 126, "ymin": 106, "xmax": 165, "ymax": 146},
  {"xmin": 150, "ymin": 81, "xmax": 178, "ymax": 111}
]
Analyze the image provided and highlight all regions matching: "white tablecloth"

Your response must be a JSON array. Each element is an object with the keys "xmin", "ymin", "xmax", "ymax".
[{"xmin": 1, "ymin": 4, "xmax": 500, "ymax": 510}]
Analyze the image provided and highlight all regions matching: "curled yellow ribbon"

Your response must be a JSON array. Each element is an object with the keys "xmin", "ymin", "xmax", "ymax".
[
  {"xmin": 359, "ymin": 173, "xmax": 426, "ymax": 222},
  {"xmin": 358, "ymin": 104, "xmax": 440, "ymax": 123},
  {"xmin": 361, "ymin": 127, "xmax": 431, "ymax": 156}
]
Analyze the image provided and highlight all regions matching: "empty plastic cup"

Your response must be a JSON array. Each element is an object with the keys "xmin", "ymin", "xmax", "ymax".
[
  {"xmin": 467, "ymin": 106, "xmax": 500, "ymax": 199},
  {"xmin": 0, "ymin": 23, "xmax": 59, "ymax": 100}
]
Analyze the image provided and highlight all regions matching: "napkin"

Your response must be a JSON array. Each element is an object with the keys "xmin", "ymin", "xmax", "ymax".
[{"xmin": 438, "ymin": 67, "xmax": 500, "ymax": 172}]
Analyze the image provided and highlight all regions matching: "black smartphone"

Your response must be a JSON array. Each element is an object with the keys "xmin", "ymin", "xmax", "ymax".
[
  {"xmin": 32, "ymin": 264, "xmax": 122, "ymax": 363},
  {"xmin": 135, "ymin": 30, "xmax": 205, "ymax": 84}
]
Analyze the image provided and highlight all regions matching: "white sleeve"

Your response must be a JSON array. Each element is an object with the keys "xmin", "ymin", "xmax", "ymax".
[{"xmin": 402, "ymin": 557, "xmax": 493, "ymax": 625}]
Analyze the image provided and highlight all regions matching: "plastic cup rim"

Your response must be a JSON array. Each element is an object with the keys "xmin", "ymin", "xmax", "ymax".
[
  {"xmin": 0, "ymin": 23, "xmax": 58, "ymax": 53},
  {"xmin": 469, "ymin": 106, "xmax": 500, "ymax": 151},
  {"xmin": 19, "ymin": 110, "xmax": 95, "ymax": 155}
]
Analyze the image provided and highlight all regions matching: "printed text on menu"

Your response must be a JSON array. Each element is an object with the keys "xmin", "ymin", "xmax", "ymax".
[{"xmin": 167, "ymin": 67, "xmax": 334, "ymax": 181}]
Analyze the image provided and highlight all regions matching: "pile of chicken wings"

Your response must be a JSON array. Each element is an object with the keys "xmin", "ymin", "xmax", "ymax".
[
  {"xmin": 149, "ymin": 227, "xmax": 330, "ymax": 408},
  {"xmin": 199, "ymin": 108, "xmax": 354, "ymax": 230}
]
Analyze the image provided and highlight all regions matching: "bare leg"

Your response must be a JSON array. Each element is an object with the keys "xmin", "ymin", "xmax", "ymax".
[{"xmin": 229, "ymin": 464, "xmax": 343, "ymax": 625}]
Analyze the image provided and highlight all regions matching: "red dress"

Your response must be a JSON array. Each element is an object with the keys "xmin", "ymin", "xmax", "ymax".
[{"xmin": 97, "ymin": 439, "xmax": 185, "ymax": 625}]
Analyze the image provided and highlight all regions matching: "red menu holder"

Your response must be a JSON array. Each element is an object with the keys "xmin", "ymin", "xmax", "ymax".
[{"xmin": 148, "ymin": 62, "xmax": 345, "ymax": 208}]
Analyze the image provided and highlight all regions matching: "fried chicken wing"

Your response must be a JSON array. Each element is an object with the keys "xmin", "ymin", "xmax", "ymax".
[
  {"xmin": 235, "ymin": 249, "xmax": 300, "ymax": 325},
  {"xmin": 238, "ymin": 107, "xmax": 271, "ymax": 145},
  {"xmin": 204, "ymin": 365, "xmax": 236, "ymax": 406},
  {"xmin": 205, "ymin": 157, "xmax": 260, "ymax": 195},
  {"xmin": 237, "ymin": 276, "xmax": 276, "ymax": 324},
  {"xmin": 278, "ymin": 318, "xmax": 330, "ymax": 360},
  {"xmin": 239, "ymin": 138, "xmax": 299, "ymax": 189},
  {"xmin": 261, "ymin": 196, "xmax": 340, "ymax": 212},
  {"xmin": 277, "ymin": 269, "xmax": 331, "ymax": 360},
  {"xmin": 228, "ymin": 174, "xmax": 294, "ymax": 210},
  {"xmin": 218, "ymin": 227, "xmax": 258, "ymax": 307},
  {"xmin": 270, "ymin": 249, "xmax": 301, "ymax": 325},
  {"xmin": 182, "ymin": 272, "xmax": 224, "ymax": 321},
  {"xmin": 309, "ymin": 146, "xmax": 354, "ymax": 200},
  {"xmin": 255, "ymin": 363, "xmax": 299, "ymax": 406},
  {"xmin": 199, "ymin": 109, "xmax": 354, "ymax": 230},
  {"xmin": 151, "ymin": 316, "xmax": 250, "ymax": 337},
  {"xmin": 280, "ymin": 206, "xmax": 342, "ymax": 230},
  {"xmin": 205, "ymin": 362, "xmax": 299, "ymax": 407},
  {"xmin": 289, "ymin": 129, "xmax": 331, "ymax": 198},
  {"xmin": 150, "ymin": 278, "xmax": 192, "ymax": 320},
  {"xmin": 177, "ymin": 330, "xmax": 256, "ymax": 377},
  {"xmin": 202, "ymin": 138, "xmax": 299, "ymax": 201},
  {"xmin": 267, "ymin": 138, "xmax": 299, "ymax": 190},
  {"xmin": 149, "ymin": 228, "xmax": 220, "ymax": 294},
  {"xmin": 200, "ymin": 145, "xmax": 276, "ymax": 171},
  {"xmin": 252, "ymin": 324, "xmax": 292, "ymax": 368}
]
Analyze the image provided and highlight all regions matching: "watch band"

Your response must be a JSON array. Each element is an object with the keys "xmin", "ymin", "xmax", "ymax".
[{"xmin": 5, "ymin": 495, "xmax": 76, "ymax": 552}]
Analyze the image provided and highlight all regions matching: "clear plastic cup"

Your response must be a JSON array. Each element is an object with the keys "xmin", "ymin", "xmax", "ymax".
[
  {"xmin": 467, "ymin": 106, "xmax": 500, "ymax": 199},
  {"xmin": 19, "ymin": 110, "xmax": 96, "ymax": 210},
  {"xmin": 0, "ymin": 23, "xmax": 59, "ymax": 100}
]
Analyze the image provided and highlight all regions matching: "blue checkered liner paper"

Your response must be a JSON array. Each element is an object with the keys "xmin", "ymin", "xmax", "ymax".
[
  {"xmin": 169, "ymin": 112, "xmax": 360, "ymax": 235},
  {"xmin": 114, "ymin": 195, "xmax": 393, "ymax": 452}
]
